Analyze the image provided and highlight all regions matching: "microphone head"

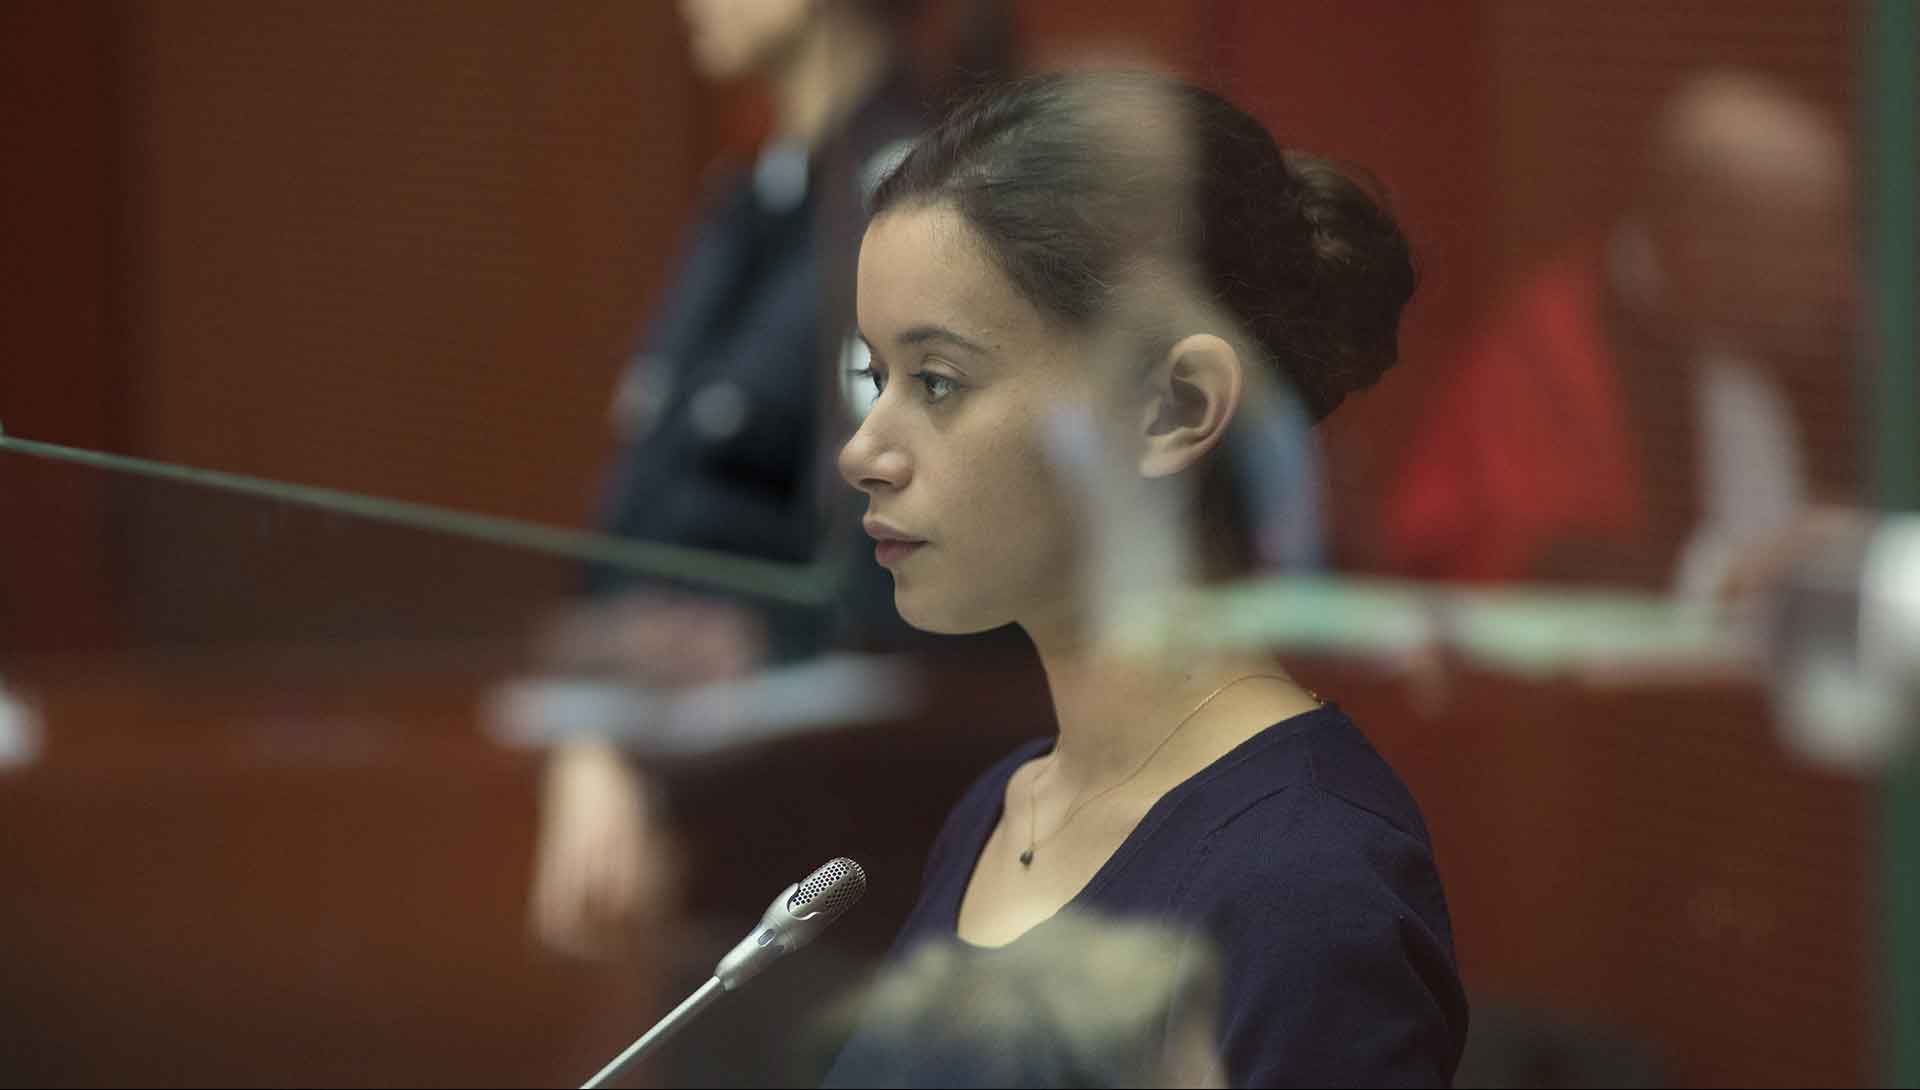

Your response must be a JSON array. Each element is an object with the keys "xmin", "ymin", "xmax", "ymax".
[
  {"xmin": 788, "ymin": 856, "xmax": 867, "ymax": 920},
  {"xmin": 716, "ymin": 857, "xmax": 868, "ymax": 990}
]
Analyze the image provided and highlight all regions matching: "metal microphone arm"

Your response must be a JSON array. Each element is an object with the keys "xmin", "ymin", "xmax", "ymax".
[
  {"xmin": 579, "ymin": 977, "xmax": 725, "ymax": 1090},
  {"xmin": 575, "ymin": 858, "xmax": 867, "ymax": 1089}
]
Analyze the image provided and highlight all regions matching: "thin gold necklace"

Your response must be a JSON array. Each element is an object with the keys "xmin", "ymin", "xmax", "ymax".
[{"xmin": 1020, "ymin": 673, "xmax": 1296, "ymax": 868}]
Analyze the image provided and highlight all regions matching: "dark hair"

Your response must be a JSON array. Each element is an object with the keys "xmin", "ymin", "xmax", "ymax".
[{"xmin": 870, "ymin": 70, "xmax": 1414, "ymax": 423}]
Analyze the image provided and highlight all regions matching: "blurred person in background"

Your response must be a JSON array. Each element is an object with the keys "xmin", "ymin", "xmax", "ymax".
[
  {"xmin": 531, "ymin": 0, "xmax": 934, "ymax": 966},
  {"xmin": 527, "ymin": 8, "xmax": 1051, "ymax": 1085},
  {"xmin": 1383, "ymin": 70, "xmax": 1854, "ymax": 604},
  {"xmin": 822, "ymin": 70, "xmax": 1467, "ymax": 1087}
]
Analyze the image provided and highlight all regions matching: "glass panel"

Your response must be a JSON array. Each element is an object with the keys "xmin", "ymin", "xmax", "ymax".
[{"xmin": 4, "ymin": 2, "xmax": 1909, "ymax": 1087}]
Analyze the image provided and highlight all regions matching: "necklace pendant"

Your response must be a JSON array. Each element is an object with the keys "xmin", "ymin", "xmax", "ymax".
[{"xmin": 1019, "ymin": 848, "xmax": 1034, "ymax": 866}]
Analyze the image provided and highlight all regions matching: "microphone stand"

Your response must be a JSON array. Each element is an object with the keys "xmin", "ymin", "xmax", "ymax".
[
  {"xmin": 574, "ymin": 858, "xmax": 866, "ymax": 1089},
  {"xmin": 579, "ymin": 976, "xmax": 725, "ymax": 1089}
]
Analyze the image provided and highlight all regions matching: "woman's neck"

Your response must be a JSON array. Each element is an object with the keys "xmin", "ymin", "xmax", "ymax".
[
  {"xmin": 766, "ymin": 11, "xmax": 895, "ymax": 149},
  {"xmin": 1022, "ymin": 613, "xmax": 1315, "ymax": 800}
]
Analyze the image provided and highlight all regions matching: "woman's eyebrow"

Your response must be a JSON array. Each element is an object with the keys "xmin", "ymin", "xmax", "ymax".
[{"xmin": 896, "ymin": 324, "xmax": 992, "ymax": 357}]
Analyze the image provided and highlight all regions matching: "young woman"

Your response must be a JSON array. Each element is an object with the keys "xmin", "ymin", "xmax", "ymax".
[{"xmin": 825, "ymin": 71, "xmax": 1468, "ymax": 1087}]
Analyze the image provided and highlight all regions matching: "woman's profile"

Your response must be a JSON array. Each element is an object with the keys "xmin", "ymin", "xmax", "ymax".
[{"xmin": 824, "ymin": 70, "xmax": 1468, "ymax": 1087}]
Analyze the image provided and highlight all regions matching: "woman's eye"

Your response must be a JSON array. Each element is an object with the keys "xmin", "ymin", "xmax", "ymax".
[
  {"xmin": 850, "ymin": 365, "xmax": 957, "ymax": 405},
  {"xmin": 912, "ymin": 371, "xmax": 958, "ymax": 404}
]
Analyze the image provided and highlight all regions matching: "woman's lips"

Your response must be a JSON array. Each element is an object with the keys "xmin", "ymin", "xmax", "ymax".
[
  {"xmin": 875, "ymin": 540, "xmax": 925, "ymax": 567},
  {"xmin": 863, "ymin": 519, "xmax": 925, "ymax": 567}
]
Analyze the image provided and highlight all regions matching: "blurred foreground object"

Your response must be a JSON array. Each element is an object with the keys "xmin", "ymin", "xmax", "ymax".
[
  {"xmin": 820, "ymin": 912, "xmax": 1227, "ymax": 1088},
  {"xmin": 1773, "ymin": 512, "xmax": 1920, "ymax": 772},
  {"xmin": 0, "ymin": 678, "xmax": 44, "ymax": 770},
  {"xmin": 489, "ymin": 651, "xmax": 920, "ymax": 758}
]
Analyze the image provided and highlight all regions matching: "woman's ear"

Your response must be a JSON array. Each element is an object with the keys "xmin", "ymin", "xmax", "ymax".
[{"xmin": 1138, "ymin": 334, "xmax": 1243, "ymax": 479}]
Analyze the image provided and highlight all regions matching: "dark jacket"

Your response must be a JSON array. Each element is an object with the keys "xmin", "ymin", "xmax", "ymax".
[{"xmin": 589, "ymin": 77, "xmax": 925, "ymax": 658}]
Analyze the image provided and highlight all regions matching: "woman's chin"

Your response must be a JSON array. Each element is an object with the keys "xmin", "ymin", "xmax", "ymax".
[{"xmin": 894, "ymin": 587, "xmax": 1002, "ymax": 636}]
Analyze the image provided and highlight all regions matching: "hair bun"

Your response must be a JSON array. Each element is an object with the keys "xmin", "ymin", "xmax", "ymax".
[{"xmin": 1261, "ymin": 150, "xmax": 1415, "ymax": 420}]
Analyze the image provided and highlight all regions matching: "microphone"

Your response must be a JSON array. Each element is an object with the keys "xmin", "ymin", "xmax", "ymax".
[{"xmin": 579, "ymin": 857, "xmax": 868, "ymax": 1089}]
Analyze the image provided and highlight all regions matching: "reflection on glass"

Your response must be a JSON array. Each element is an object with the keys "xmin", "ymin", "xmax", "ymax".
[{"xmin": 0, "ymin": 3, "xmax": 1904, "ymax": 1089}]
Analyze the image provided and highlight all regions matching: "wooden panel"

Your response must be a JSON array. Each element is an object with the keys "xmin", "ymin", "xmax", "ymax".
[
  {"xmin": 1014, "ymin": 0, "xmax": 1217, "ymax": 72},
  {"xmin": 0, "ymin": 644, "xmax": 1055, "ymax": 1087},
  {"xmin": 1486, "ymin": 0, "xmax": 1854, "ymax": 284},
  {"xmin": 112, "ymin": 2, "xmax": 705, "ymax": 644},
  {"xmin": 0, "ymin": 2, "xmax": 128, "ymax": 652},
  {"xmin": 0, "ymin": 653, "xmax": 660, "ymax": 1087},
  {"xmin": 123, "ymin": 1, "xmax": 702, "ymax": 524}
]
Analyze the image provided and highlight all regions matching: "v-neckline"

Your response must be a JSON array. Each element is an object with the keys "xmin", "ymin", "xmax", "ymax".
[{"xmin": 946, "ymin": 702, "xmax": 1339, "ymax": 950}]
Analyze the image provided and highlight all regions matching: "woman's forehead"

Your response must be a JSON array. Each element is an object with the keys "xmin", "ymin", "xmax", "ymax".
[{"xmin": 857, "ymin": 205, "xmax": 1047, "ymax": 358}]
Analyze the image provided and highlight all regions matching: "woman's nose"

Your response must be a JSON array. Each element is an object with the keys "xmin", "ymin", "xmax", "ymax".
[{"xmin": 838, "ymin": 416, "xmax": 911, "ymax": 494}]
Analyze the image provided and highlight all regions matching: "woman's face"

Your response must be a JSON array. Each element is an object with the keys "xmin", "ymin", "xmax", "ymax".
[{"xmin": 838, "ymin": 204, "xmax": 1103, "ymax": 635}]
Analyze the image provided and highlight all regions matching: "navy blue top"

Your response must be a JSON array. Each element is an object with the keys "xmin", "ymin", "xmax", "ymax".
[{"xmin": 822, "ymin": 703, "xmax": 1468, "ymax": 1088}]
